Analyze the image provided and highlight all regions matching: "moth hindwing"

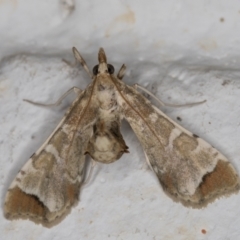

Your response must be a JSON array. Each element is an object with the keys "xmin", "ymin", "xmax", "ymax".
[{"xmin": 4, "ymin": 47, "xmax": 239, "ymax": 227}]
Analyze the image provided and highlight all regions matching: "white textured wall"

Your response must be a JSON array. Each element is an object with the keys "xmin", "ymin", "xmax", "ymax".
[{"xmin": 1, "ymin": 1, "xmax": 240, "ymax": 240}]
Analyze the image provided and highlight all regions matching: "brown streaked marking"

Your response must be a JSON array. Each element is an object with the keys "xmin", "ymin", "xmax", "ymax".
[
  {"xmin": 115, "ymin": 98, "xmax": 160, "ymax": 145},
  {"xmin": 173, "ymin": 133, "xmax": 198, "ymax": 154},
  {"xmin": 49, "ymin": 129, "xmax": 69, "ymax": 153},
  {"xmin": 199, "ymin": 160, "xmax": 239, "ymax": 197},
  {"xmin": 156, "ymin": 116, "xmax": 175, "ymax": 142},
  {"xmin": 66, "ymin": 182, "xmax": 79, "ymax": 205},
  {"xmin": 32, "ymin": 151, "xmax": 55, "ymax": 170},
  {"xmin": 160, "ymin": 173, "xmax": 175, "ymax": 193},
  {"xmin": 5, "ymin": 187, "xmax": 45, "ymax": 220}
]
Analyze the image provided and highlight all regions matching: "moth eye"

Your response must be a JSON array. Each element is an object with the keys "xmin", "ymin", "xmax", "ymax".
[
  {"xmin": 93, "ymin": 65, "xmax": 99, "ymax": 75},
  {"xmin": 107, "ymin": 64, "xmax": 114, "ymax": 74}
]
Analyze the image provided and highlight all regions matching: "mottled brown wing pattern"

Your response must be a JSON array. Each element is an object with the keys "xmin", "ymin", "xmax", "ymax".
[
  {"xmin": 4, "ymin": 47, "xmax": 240, "ymax": 228},
  {"xmin": 115, "ymin": 79, "xmax": 239, "ymax": 207},
  {"xmin": 4, "ymin": 83, "xmax": 98, "ymax": 227}
]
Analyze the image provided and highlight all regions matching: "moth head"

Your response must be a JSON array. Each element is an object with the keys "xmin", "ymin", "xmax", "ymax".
[{"xmin": 92, "ymin": 48, "xmax": 115, "ymax": 75}]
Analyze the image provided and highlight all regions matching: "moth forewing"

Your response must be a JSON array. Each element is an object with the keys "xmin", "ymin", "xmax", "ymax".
[
  {"xmin": 4, "ymin": 82, "xmax": 98, "ymax": 227},
  {"xmin": 114, "ymin": 79, "xmax": 239, "ymax": 207},
  {"xmin": 4, "ymin": 47, "xmax": 239, "ymax": 228}
]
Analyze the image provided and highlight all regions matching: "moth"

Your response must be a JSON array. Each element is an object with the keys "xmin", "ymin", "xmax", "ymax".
[{"xmin": 4, "ymin": 47, "xmax": 239, "ymax": 227}]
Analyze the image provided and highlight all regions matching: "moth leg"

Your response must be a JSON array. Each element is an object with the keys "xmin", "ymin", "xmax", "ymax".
[
  {"xmin": 62, "ymin": 58, "xmax": 78, "ymax": 68},
  {"xmin": 83, "ymin": 159, "xmax": 97, "ymax": 186},
  {"xmin": 117, "ymin": 64, "xmax": 126, "ymax": 80},
  {"xmin": 143, "ymin": 151, "xmax": 154, "ymax": 172},
  {"xmin": 133, "ymin": 84, "xmax": 206, "ymax": 107},
  {"xmin": 23, "ymin": 87, "xmax": 82, "ymax": 107}
]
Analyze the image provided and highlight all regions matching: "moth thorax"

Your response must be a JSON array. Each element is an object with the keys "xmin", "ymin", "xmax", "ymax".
[{"xmin": 96, "ymin": 81, "xmax": 117, "ymax": 110}]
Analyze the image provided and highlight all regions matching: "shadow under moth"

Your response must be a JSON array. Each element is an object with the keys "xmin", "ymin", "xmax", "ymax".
[{"xmin": 4, "ymin": 47, "xmax": 239, "ymax": 227}]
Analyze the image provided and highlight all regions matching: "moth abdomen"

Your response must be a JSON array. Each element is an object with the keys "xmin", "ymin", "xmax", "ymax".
[{"xmin": 87, "ymin": 119, "xmax": 128, "ymax": 163}]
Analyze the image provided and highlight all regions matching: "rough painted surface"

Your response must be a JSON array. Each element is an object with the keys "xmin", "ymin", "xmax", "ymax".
[{"xmin": 1, "ymin": 1, "xmax": 240, "ymax": 239}]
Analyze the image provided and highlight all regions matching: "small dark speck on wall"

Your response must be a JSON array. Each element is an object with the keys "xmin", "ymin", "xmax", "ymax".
[{"xmin": 176, "ymin": 116, "xmax": 182, "ymax": 121}]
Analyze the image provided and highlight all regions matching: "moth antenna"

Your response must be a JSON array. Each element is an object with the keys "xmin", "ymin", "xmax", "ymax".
[
  {"xmin": 72, "ymin": 47, "xmax": 93, "ymax": 79},
  {"xmin": 117, "ymin": 64, "xmax": 126, "ymax": 80},
  {"xmin": 134, "ymin": 84, "xmax": 206, "ymax": 107}
]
